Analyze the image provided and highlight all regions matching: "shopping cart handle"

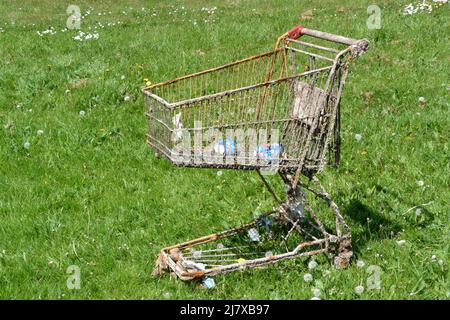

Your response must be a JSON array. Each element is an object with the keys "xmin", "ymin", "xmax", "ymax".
[
  {"xmin": 287, "ymin": 25, "xmax": 305, "ymax": 40},
  {"xmin": 287, "ymin": 24, "xmax": 360, "ymax": 45},
  {"xmin": 286, "ymin": 25, "xmax": 370, "ymax": 56}
]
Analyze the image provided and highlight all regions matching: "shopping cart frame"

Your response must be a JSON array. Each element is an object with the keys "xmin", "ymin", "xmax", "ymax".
[{"xmin": 145, "ymin": 25, "xmax": 369, "ymax": 281}]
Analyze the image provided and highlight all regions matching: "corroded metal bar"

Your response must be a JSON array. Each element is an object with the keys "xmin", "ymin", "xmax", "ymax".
[
  {"xmin": 301, "ymin": 28, "xmax": 360, "ymax": 46},
  {"xmin": 287, "ymin": 39, "xmax": 341, "ymax": 53},
  {"xmin": 168, "ymin": 66, "xmax": 332, "ymax": 109},
  {"xmin": 145, "ymin": 49, "xmax": 284, "ymax": 90},
  {"xmin": 286, "ymin": 47, "xmax": 336, "ymax": 62}
]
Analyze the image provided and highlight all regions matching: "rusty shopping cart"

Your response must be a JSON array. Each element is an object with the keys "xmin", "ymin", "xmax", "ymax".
[{"xmin": 144, "ymin": 25, "xmax": 369, "ymax": 281}]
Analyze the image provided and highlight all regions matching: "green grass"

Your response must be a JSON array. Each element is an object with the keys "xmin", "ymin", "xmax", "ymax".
[{"xmin": 0, "ymin": 0, "xmax": 449, "ymax": 299}]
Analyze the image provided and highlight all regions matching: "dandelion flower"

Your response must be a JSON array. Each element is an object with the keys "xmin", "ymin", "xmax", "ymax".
[
  {"xmin": 24, "ymin": 141, "xmax": 30, "ymax": 149},
  {"xmin": 355, "ymin": 285, "xmax": 364, "ymax": 295},
  {"xmin": 417, "ymin": 180, "xmax": 424, "ymax": 187},
  {"xmin": 237, "ymin": 258, "xmax": 246, "ymax": 264},
  {"xmin": 303, "ymin": 273, "xmax": 313, "ymax": 282},
  {"xmin": 312, "ymin": 288, "xmax": 321, "ymax": 297},
  {"xmin": 354, "ymin": 133, "xmax": 362, "ymax": 141},
  {"xmin": 37, "ymin": 129, "xmax": 44, "ymax": 136},
  {"xmin": 308, "ymin": 260, "xmax": 318, "ymax": 270},
  {"xmin": 415, "ymin": 208, "xmax": 422, "ymax": 216},
  {"xmin": 356, "ymin": 260, "xmax": 365, "ymax": 268},
  {"xmin": 120, "ymin": 75, "xmax": 125, "ymax": 80},
  {"xmin": 124, "ymin": 95, "xmax": 131, "ymax": 102},
  {"xmin": 217, "ymin": 170, "xmax": 223, "ymax": 176},
  {"xmin": 79, "ymin": 110, "xmax": 86, "ymax": 117},
  {"xmin": 265, "ymin": 251, "xmax": 273, "ymax": 257}
]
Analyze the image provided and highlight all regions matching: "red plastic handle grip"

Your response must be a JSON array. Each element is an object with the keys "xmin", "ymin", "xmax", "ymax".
[{"xmin": 287, "ymin": 25, "xmax": 305, "ymax": 39}]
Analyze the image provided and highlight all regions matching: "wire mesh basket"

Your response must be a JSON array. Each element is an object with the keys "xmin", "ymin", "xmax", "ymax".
[
  {"xmin": 144, "ymin": 26, "xmax": 368, "ymax": 175},
  {"xmin": 146, "ymin": 25, "xmax": 369, "ymax": 281}
]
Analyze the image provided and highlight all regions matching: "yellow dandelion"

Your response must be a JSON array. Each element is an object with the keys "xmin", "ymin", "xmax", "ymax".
[{"xmin": 237, "ymin": 258, "xmax": 246, "ymax": 264}]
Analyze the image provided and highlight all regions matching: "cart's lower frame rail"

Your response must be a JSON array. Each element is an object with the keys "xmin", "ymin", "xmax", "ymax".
[{"xmin": 152, "ymin": 172, "xmax": 352, "ymax": 281}]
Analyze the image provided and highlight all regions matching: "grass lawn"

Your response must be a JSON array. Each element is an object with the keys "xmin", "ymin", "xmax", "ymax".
[{"xmin": 0, "ymin": 0, "xmax": 448, "ymax": 299}]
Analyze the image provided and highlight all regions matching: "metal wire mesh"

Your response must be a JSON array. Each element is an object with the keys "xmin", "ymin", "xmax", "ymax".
[
  {"xmin": 161, "ymin": 211, "xmax": 327, "ymax": 279},
  {"xmin": 144, "ymin": 33, "xmax": 354, "ymax": 174}
]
